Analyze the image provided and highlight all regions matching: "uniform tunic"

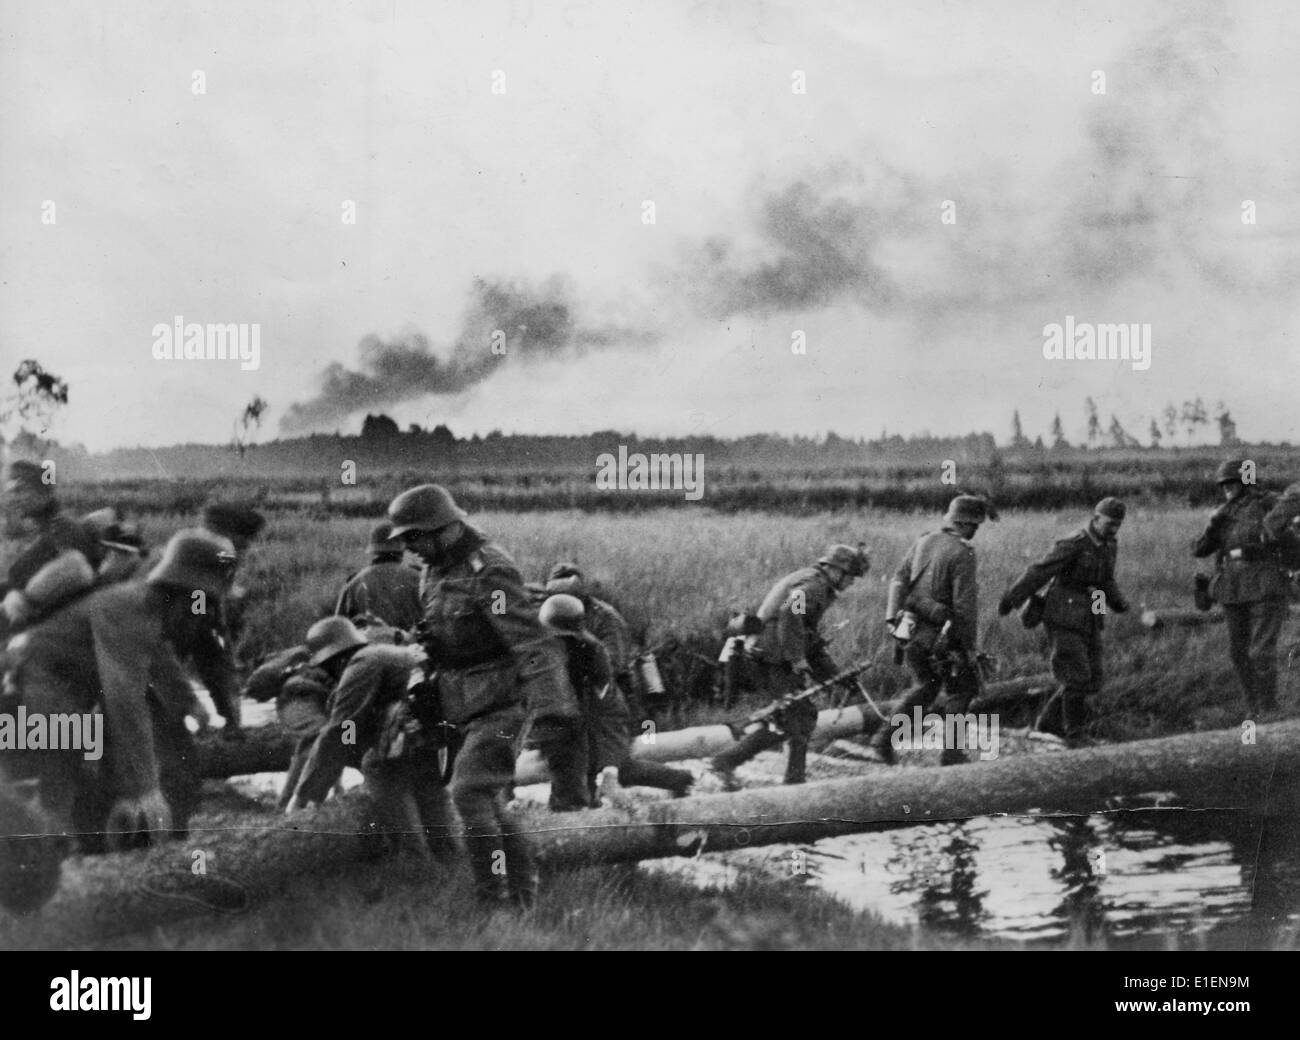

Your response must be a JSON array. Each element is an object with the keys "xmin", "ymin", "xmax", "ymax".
[
  {"xmin": 1004, "ymin": 523, "xmax": 1129, "ymax": 737},
  {"xmin": 1194, "ymin": 489, "xmax": 1290, "ymax": 710},
  {"xmin": 334, "ymin": 558, "xmax": 422, "ymax": 631}
]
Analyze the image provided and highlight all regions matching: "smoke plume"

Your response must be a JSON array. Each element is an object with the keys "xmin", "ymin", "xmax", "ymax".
[{"xmin": 281, "ymin": 277, "xmax": 654, "ymax": 434}]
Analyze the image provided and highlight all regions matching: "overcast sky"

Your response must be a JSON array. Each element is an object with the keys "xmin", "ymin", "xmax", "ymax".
[{"xmin": 2, "ymin": 0, "xmax": 1297, "ymax": 451}]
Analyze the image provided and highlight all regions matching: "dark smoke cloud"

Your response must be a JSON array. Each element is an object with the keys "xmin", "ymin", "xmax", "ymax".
[
  {"xmin": 281, "ymin": 277, "xmax": 655, "ymax": 434},
  {"xmin": 680, "ymin": 163, "xmax": 923, "ymax": 318}
]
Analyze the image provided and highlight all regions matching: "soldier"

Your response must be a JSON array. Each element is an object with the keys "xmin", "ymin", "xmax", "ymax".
[
  {"xmin": 998, "ymin": 498, "xmax": 1130, "ymax": 744},
  {"xmin": 286, "ymin": 616, "xmax": 454, "ymax": 862},
  {"xmin": 334, "ymin": 521, "xmax": 423, "ymax": 632},
  {"xmin": 1192, "ymin": 460, "xmax": 1291, "ymax": 717},
  {"xmin": 194, "ymin": 501, "xmax": 267, "ymax": 738},
  {"xmin": 1, "ymin": 461, "xmax": 103, "ymax": 632},
  {"xmin": 0, "ymin": 530, "xmax": 237, "ymax": 899},
  {"xmin": 870, "ymin": 496, "xmax": 992, "ymax": 765},
  {"xmin": 539, "ymin": 594, "xmax": 693, "ymax": 805},
  {"xmin": 711, "ymin": 543, "xmax": 870, "ymax": 788},
  {"xmin": 544, "ymin": 562, "xmax": 639, "ymax": 716},
  {"xmin": 388, "ymin": 483, "xmax": 580, "ymax": 909}
]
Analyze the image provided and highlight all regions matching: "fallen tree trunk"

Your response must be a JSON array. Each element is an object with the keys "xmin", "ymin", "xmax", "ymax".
[
  {"xmin": 196, "ymin": 673, "xmax": 1055, "ymax": 781},
  {"xmin": 1142, "ymin": 604, "xmax": 1299, "ymax": 630},
  {"xmin": 10, "ymin": 719, "xmax": 1299, "ymax": 946}
]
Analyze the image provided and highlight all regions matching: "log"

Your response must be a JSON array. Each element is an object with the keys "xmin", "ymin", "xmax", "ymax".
[
  {"xmin": 194, "ymin": 674, "xmax": 1056, "ymax": 781},
  {"xmin": 9, "ymin": 719, "xmax": 1299, "ymax": 946},
  {"xmin": 196, "ymin": 726, "xmax": 299, "ymax": 778},
  {"xmin": 1142, "ymin": 603, "xmax": 1299, "ymax": 630}
]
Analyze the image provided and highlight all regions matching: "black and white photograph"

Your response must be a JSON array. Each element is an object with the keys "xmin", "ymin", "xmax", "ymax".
[{"xmin": 0, "ymin": 0, "xmax": 1297, "ymax": 976}]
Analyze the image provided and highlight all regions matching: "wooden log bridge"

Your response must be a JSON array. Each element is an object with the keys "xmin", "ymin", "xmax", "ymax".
[
  {"xmin": 196, "ymin": 674, "xmax": 1057, "ymax": 781},
  {"xmin": 8, "ymin": 719, "xmax": 1299, "ymax": 946}
]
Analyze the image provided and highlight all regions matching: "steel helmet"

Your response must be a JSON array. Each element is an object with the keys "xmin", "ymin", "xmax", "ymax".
[
  {"xmin": 817, "ymin": 544, "xmax": 870, "ymax": 578},
  {"xmin": 387, "ymin": 484, "xmax": 467, "ymax": 536},
  {"xmin": 146, "ymin": 529, "xmax": 237, "ymax": 598},
  {"xmin": 1214, "ymin": 459, "xmax": 1249, "ymax": 485},
  {"xmin": 539, "ymin": 593, "xmax": 586, "ymax": 632},
  {"xmin": 305, "ymin": 616, "xmax": 368, "ymax": 666}
]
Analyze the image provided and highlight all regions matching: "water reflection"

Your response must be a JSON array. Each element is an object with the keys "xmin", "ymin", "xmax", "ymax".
[
  {"xmin": 1047, "ymin": 817, "xmax": 1108, "ymax": 943},
  {"xmin": 885, "ymin": 823, "xmax": 987, "ymax": 937}
]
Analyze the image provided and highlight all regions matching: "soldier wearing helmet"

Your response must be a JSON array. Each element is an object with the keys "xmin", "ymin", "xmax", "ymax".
[
  {"xmin": 334, "ymin": 521, "xmax": 422, "ymax": 631},
  {"xmin": 711, "ymin": 542, "xmax": 870, "ymax": 788},
  {"xmin": 1192, "ymin": 460, "xmax": 1290, "ymax": 717},
  {"xmin": 540, "ymin": 594, "xmax": 693, "ymax": 805},
  {"xmin": 870, "ymin": 496, "xmax": 992, "ymax": 765},
  {"xmin": 0, "ymin": 531, "xmax": 239, "ymax": 910},
  {"xmin": 285, "ymin": 616, "xmax": 455, "ymax": 862},
  {"xmin": 544, "ymin": 562, "xmax": 640, "ymax": 716},
  {"xmin": 998, "ymin": 497, "xmax": 1130, "ymax": 744},
  {"xmin": 388, "ymin": 483, "xmax": 578, "ymax": 909}
]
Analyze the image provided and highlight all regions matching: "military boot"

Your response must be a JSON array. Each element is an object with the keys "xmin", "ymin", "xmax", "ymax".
[
  {"xmin": 464, "ymin": 834, "xmax": 510, "ymax": 907},
  {"xmin": 1062, "ymin": 690, "xmax": 1090, "ymax": 747}
]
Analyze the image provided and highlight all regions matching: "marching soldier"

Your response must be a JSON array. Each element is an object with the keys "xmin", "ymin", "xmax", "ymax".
[
  {"xmin": 388, "ymin": 483, "xmax": 580, "ymax": 909},
  {"xmin": 870, "ymin": 496, "xmax": 991, "ymax": 765},
  {"xmin": 711, "ymin": 543, "xmax": 869, "ymax": 788},
  {"xmin": 334, "ymin": 521, "xmax": 422, "ymax": 632},
  {"xmin": 0, "ymin": 530, "xmax": 238, "ymax": 903},
  {"xmin": 998, "ymin": 497, "xmax": 1130, "ymax": 744},
  {"xmin": 287, "ymin": 616, "xmax": 455, "ymax": 862},
  {"xmin": 1193, "ymin": 460, "xmax": 1290, "ymax": 717},
  {"xmin": 539, "ymin": 594, "xmax": 693, "ymax": 804}
]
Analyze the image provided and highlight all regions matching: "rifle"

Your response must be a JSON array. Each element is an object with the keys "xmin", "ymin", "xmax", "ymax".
[{"xmin": 727, "ymin": 660, "xmax": 876, "ymax": 739}]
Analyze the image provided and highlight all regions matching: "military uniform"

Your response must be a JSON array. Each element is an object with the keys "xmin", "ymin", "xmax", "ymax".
[
  {"xmin": 335, "ymin": 560, "xmax": 423, "ymax": 631},
  {"xmin": 871, "ymin": 525, "xmax": 981, "ymax": 759},
  {"xmin": 2, "ymin": 581, "xmax": 205, "ymax": 846},
  {"xmin": 292, "ymin": 643, "xmax": 454, "ymax": 857},
  {"xmin": 418, "ymin": 528, "xmax": 577, "ymax": 903},
  {"xmin": 1004, "ymin": 523, "xmax": 1129, "ymax": 739},
  {"xmin": 712, "ymin": 563, "xmax": 844, "ymax": 785},
  {"xmin": 1194, "ymin": 487, "xmax": 1289, "ymax": 713},
  {"xmin": 557, "ymin": 628, "xmax": 692, "ymax": 804}
]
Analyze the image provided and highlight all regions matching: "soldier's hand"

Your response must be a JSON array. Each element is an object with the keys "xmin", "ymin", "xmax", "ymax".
[
  {"xmin": 106, "ymin": 789, "xmax": 172, "ymax": 850},
  {"xmin": 997, "ymin": 596, "xmax": 1015, "ymax": 617}
]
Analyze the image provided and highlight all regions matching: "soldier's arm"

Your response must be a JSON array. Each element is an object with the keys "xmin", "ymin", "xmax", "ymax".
[
  {"xmin": 951, "ymin": 551, "xmax": 979, "ymax": 651},
  {"xmin": 1002, "ymin": 536, "xmax": 1080, "ymax": 607},
  {"xmin": 188, "ymin": 628, "xmax": 243, "ymax": 732},
  {"xmin": 292, "ymin": 655, "xmax": 378, "ymax": 807},
  {"xmin": 1192, "ymin": 509, "xmax": 1229, "ymax": 557},
  {"xmin": 475, "ymin": 557, "xmax": 548, "ymax": 654}
]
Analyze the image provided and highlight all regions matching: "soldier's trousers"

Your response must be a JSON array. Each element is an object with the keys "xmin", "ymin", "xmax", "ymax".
[
  {"xmin": 449, "ymin": 706, "xmax": 538, "ymax": 904},
  {"xmin": 1041, "ymin": 624, "xmax": 1104, "ymax": 741},
  {"xmin": 1223, "ymin": 599, "xmax": 1287, "ymax": 713},
  {"xmin": 527, "ymin": 716, "xmax": 591, "ymax": 811},
  {"xmin": 712, "ymin": 665, "xmax": 817, "ymax": 784},
  {"xmin": 870, "ymin": 639, "xmax": 980, "ymax": 758},
  {"xmin": 364, "ymin": 751, "xmax": 455, "ymax": 862},
  {"xmin": 584, "ymin": 704, "xmax": 692, "ymax": 799}
]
